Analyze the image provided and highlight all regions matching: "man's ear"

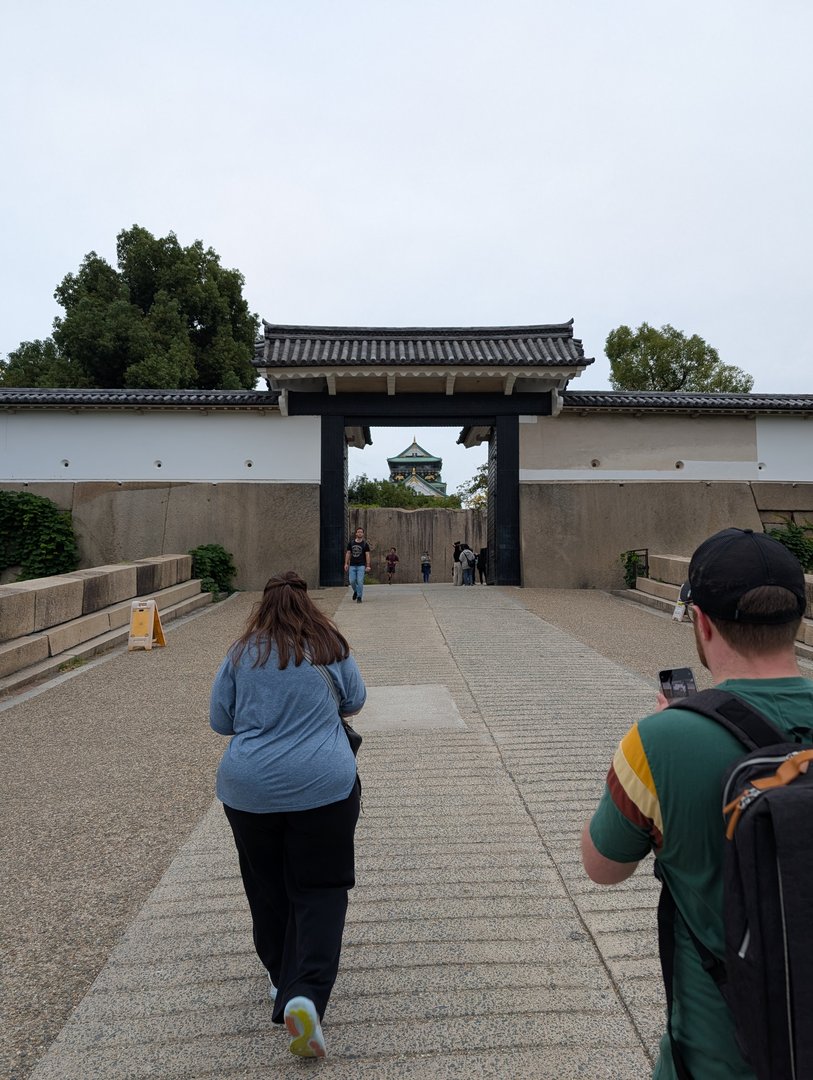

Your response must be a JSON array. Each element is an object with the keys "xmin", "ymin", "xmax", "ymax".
[{"xmin": 693, "ymin": 606, "xmax": 713, "ymax": 639}]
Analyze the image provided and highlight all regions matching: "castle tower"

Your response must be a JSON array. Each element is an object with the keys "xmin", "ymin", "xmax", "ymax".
[{"xmin": 387, "ymin": 436, "xmax": 447, "ymax": 496}]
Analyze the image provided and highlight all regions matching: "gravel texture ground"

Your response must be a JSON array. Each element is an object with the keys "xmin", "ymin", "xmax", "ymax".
[
  {"xmin": 5, "ymin": 583, "xmax": 810, "ymax": 1078},
  {"xmin": 0, "ymin": 589, "xmax": 342, "ymax": 1080}
]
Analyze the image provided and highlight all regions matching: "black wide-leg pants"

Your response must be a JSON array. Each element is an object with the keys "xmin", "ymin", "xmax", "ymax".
[{"xmin": 223, "ymin": 777, "xmax": 360, "ymax": 1023}]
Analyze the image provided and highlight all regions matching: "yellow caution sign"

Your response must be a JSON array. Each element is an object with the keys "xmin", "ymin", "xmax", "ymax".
[{"xmin": 127, "ymin": 599, "xmax": 166, "ymax": 651}]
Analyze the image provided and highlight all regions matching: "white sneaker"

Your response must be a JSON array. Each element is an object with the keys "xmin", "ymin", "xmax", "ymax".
[
  {"xmin": 284, "ymin": 996, "xmax": 326, "ymax": 1058},
  {"xmin": 267, "ymin": 972, "xmax": 277, "ymax": 1003}
]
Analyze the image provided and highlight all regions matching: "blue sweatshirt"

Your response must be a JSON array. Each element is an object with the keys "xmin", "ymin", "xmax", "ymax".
[{"xmin": 209, "ymin": 640, "xmax": 366, "ymax": 813}]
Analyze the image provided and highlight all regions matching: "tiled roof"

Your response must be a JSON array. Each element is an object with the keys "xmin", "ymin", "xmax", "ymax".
[
  {"xmin": 562, "ymin": 391, "xmax": 813, "ymax": 413},
  {"xmin": 0, "ymin": 388, "xmax": 278, "ymax": 409},
  {"xmin": 258, "ymin": 321, "xmax": 592, "ymax": 369},
  {"xmin": 388, "ymin": 439, "xmax": 440, "ymax": 463}
]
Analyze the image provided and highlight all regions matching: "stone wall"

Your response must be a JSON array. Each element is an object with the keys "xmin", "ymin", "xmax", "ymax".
[
  {"xmin": 0, "ymin": 482, "xmax": 320, "ymax": 591},
  {"xmin": 348, "ymin": 507, "xmax": 487, "ymax": 584},
  {"xmin": 519, "ymin": 480, "xmax": 813, "ymax": 589},
  {"xmin": 6, "ymin": 478, "xmax": 810, "ymax": 595}
]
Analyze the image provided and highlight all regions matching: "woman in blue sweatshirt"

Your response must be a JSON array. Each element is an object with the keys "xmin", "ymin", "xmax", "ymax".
[{"xmin": 210, "ymin": 571, "xmax": 366, "ymax": 1059}]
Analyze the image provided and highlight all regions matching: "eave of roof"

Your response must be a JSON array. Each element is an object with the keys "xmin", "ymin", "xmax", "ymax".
[
  {"xmin": 258, "ymin": 320, "xmax": 594, "ymax": 370},
  {"xmin": 0, "ymin": 388, "xmax": 280, "ymax": 410},
  {"xmin": 562, "ymin": 391, "xmax": 813, "ymax": 415}
]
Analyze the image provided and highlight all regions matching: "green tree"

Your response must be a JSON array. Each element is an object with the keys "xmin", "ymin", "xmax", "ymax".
[
  {"xmin": 0, "ymin": 226, "xmax": 258, "ymax": 390},
  {"xmin": 455, "ymin": 462, "xmax": 488, "ymax": 509},
  {"xmin": 348, "ymin": 474, "xmax": 461, "ymax": 509},
  {"xmin": 0, "ymin": 338, "xmax": 87, "ymax": 388},
  {"xmin": 606, "ymin": 323, "xmax": 754, "ymax": 393}
]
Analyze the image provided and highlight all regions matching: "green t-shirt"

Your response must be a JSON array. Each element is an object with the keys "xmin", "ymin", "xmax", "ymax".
[{"xmin": 590, "ymin": 677, "xmax": 813, "ymax": 1079}]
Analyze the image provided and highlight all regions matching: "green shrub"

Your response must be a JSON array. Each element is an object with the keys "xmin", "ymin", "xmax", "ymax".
[
  {"xmin": 0, "ymin": 491, "xmax": 79, "ymax": 580},
  {"xmin": 767, "ymin": 520, "xmax": 813, "ymax": 573},
  {"xmin": 348, "ymin": 474, "xmax": 461, "ymax": 509},
  {"xmin": 620, "ymin": 549, "xmax": 647, "ymax": 588},
  {"xmin": 189, "ymin": 544, "xmax": 237, "ymax": 594}
]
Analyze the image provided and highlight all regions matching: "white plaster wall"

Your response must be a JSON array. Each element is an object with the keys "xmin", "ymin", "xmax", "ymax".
[
  {"xmin": 755, "ymin": 417, "xmax": 813, "ymax": 481},
  {"xmin": 0, "ymin": 411, "xmax": 321, "ymax": 482},
  {"xmin": 518, "ymin": 413, "xmax": 812, "ymax": 483}
]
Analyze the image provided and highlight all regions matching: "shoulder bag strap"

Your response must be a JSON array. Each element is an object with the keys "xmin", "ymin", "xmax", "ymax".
[{"xmin": 668, "ymin": 688, "xmax": 784, "ymax": 750}]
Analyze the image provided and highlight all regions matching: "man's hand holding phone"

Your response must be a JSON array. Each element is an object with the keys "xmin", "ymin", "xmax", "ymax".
[{"xmin": 658, "ymin": 667, "xmax": 697, "ymax": 708}]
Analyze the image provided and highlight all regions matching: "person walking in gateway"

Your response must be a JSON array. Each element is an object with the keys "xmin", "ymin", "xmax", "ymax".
[
  {"xmin": 385, "ymin": 546, "xmax": 399, "ymax": 584},
  {"xmin": 420, "ymin": 549, "xmax": 431, "ymax": 583},
  {"xmin": 210, "ymin": 571, "xmax": 366, "ymax": 1060},
  {"xmin": 452, "ymin": 541, "xmax": 463, "ymax": 585},
  {"xmin": 477, "ymin": 546, "xmax": 488, "ymax": 584},
  {"xmin": 581, "ymin": 528, "xmax": 813, "ymax": 1079},
  {"xmin": 344, "ymin": 526, "xmax": 371, "ymax": 602},
  {"xmin": 460, "ymin": 543, "xmax": 476, "ymax": 585}
]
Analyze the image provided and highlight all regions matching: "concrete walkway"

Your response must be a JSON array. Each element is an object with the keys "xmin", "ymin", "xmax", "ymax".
[{"xmin": 13, "ymin": 583, "xmax": 719, "ymax": 1078}]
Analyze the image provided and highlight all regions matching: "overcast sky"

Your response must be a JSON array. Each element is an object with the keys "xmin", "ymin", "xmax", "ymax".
[{"xmin": 3, "ymin": 1, "xmax": 811, "ymax": 492}]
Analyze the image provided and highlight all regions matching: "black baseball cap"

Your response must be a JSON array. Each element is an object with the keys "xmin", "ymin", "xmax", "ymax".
[{"xmin": 687, "ymin": 527, "xmax": 807, "ymax": 624}]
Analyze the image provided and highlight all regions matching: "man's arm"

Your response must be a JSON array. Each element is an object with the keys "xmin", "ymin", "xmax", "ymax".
[{"xmin": 580, "ymin": 821, "xmax": 639, "ymax": 884}]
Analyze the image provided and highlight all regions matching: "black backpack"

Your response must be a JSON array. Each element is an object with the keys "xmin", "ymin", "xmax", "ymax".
[{"xmin": 657, "ymin": 689, "xmax": 813, "ymax": 1080}]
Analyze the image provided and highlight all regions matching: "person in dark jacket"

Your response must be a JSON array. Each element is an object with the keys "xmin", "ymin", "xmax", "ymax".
[
  {"xmin": 452, "ymin": 541, "xmax": 463, "ymax": 586},
  {"xmin": 477, "ymin": 546, "xmax": 488, "ymax": 584}
]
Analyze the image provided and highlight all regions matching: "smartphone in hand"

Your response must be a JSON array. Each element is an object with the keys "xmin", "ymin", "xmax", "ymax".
[{"xmin": 659, "ymin": 667, "xmax": 697, "ymax": 700}]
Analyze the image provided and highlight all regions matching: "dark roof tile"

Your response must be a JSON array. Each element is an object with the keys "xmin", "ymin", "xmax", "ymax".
[
  {"xmin": 258, "ymin": 321, "xmax": 593, "ymax": 369},
  {"xmin": 0, "ymin": 388, "xmax": 278, "ymax": 409},
  {"xmin": 562, "ymin": 391, "xmax": 813, "ymax": 413}
]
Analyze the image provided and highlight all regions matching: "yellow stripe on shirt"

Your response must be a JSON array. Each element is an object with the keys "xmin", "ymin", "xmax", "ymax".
[{"xmin": 611, "ymin": 723, "xmax": 663, "ymax": 839}]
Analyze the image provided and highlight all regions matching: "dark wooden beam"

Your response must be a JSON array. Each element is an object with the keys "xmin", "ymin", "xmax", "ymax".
[
  {"xmin": 288, "ymin": 391, "xmax": 552, "ymax": 423},
  {"xmin": 320, "ymin": 415, "xmax": 347, "ymax": 587},
  {"xmin": 494, "ymin": 414, "xmax": 520, "ymax": 586}
]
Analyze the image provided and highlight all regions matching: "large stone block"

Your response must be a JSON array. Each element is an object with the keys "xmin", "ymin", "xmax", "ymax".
[
  {"xmin": 132, "ymin": 559, "xmax": 161, "ymax": 594},
  {"xmin": 161, "ymin": 483, "xmax": 321, "ymax": 589},
  {"xmin": 520, "ymin": 481, "xmax": 763, "ymax": 590},
  {"xmin": 46, "ymin": 611, "xmax": 111, "ymax": 656},
  {"xmin": 146, "ymin": 555, "xmax": 181, "ymax": 591},
  {"xmin": 647, "ymin": 555, "xmax": 691, "ymax": 587},
  {"xmin": 70, "ymin": 482, "xmax": 171, "ymax": 567},
  {"xmin": 7, "ymin": 481, "xmax": 318, "ymax": 591},
  {"xmin": 349, "ymin": 507, "xmax": 486, "ymax": 585},
  {"xmin": 635, "ymin": 577, "xmax": 680, "ymax": 601},
  {"xmin": 153, "ymin": 579, "xmax": 202, "ymax": 609},
  {"xmin": 0, "ymin": 482, "xmax": 75, "ymax": 511},
  {"xmin": 68, "ymin": 564, "xmax": 138, "ymax": 614},
  {"xmin": 751, "ymin": 483, "xmax": 813, "ymax": 514},
  {"xmin": 12, "ymin": 576, "xmax": 84, "ymax": 631},
  {"xmin": 0, "ymin": 586, "xmax": 36, "ymax": 642},
  {"xmin": 130, "ymin": 555, "xmax": 191, "ymax": 594},
  {"xmin": 0, "ymin": 633, "xmax": 49, "ymax": 678}
]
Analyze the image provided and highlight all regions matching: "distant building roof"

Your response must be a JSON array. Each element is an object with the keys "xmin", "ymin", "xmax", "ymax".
[
  {"xmin": 403, "ymin": 472, "xmax": 447, "ymax": 497},
  {"xmin": 388, "ymin": 437, "xmax": 441, "ymax": 465}
]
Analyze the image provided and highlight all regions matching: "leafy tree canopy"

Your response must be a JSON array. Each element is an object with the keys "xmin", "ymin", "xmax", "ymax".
[
  {"xmin": 455, "ymin": 462, "xmax": 487, "ymax": 509},
  {"xmin": 606, "ymin": 322, "xmax": 754, "ymax": 393},
  {"xmin": 348, "ymin": 474, "xmax": 461, "ymax": 509},
  {"xmin": 0, "ymin": 226, "xmax": 258, "ymax": 390}
]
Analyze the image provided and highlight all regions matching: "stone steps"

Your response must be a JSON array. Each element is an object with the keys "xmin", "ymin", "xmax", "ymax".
[
  {"xmin": 618, "ymin": 556, "xmax": 813, "ymax": 663},
  {"xmin": 0, "ymin": 585, "xmax": 212, "ymax": 698}
]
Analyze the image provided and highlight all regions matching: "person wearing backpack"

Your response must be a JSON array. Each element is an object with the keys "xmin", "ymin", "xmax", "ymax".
[
  {"xmin": 460, "ymin": 543, "xmax": 476, "ymax": 585},
  {"xmin": 581, "ymin": 528, "xmax": 813, "ymax": 1080}
]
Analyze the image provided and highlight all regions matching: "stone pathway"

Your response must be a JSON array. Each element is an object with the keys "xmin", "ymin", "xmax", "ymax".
[{"xmin": 27, "ymin": 584, "xmax": 668, "ymax": 1078}]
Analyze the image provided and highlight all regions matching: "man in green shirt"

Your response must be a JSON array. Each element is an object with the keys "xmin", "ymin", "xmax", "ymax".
[{"xmin": 581, "ymin": 528, "xmax": 813, "ymax": 1078}]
